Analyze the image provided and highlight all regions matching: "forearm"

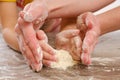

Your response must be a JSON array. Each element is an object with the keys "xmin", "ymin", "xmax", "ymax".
[
  {"xmin": 96, "ymin": 6, "xmax": 120, "ymax": 35},
  {"xmin": 46, "ymin": 0, "xmax": 115, "ymax": 18},
  {"xmin": 0, "ymin": 2, "xmax": 18, "ymax": 29},
  {"xmin": 2, "ymin": 28, "xmax": 19, "ymax": 51},
  {"xmin": 0, "ymin": 2, "xmax": 20, "ymax": 51}
]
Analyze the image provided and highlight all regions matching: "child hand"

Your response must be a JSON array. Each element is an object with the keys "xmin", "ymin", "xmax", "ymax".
[
  {"xmin": 55, "ymin": 29, "xmax": 82, "ymax": 61},
  {"xmin": 77, "ymin": 12, "xmax": 101, "ymax": 65}
]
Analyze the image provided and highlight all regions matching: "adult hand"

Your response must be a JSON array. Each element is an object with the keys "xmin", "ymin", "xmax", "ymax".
[
  {"xmin": 15, "ymin": 19, "xmax": 57, "ymax": 71},
  {"xmin": 15, "ymin": 17, "xmax": 43, "ymax": 72},
  {"xmin": 77, "ymin": 12, "xmax": 101, "ymax": 65},
  {"xmin": 14, "ymin": 0, "xmax": 49, "ymax": 72},
  {"xmin": 55, "ymin": 29, "xmax": 82, "ymax": 61}
]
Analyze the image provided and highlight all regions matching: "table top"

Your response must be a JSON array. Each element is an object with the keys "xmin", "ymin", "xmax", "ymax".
[{"xmin": 0, "ymin": 30, "xmax": 120, "ymax": 80}]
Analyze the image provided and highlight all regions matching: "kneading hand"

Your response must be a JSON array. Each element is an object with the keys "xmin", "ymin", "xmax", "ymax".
[
  {"xmin": 15, "ymin": 0, "xmax": 49, "ymax": 72},
  {"xmin": 15, "ymin": 17, "xmax": 56, "ymax": 72},
  {"xmin": 77, "ymin": 12, "xmax": 101, "ymax": 65},
  {"xmin": 55, "ymin": 29, "xmax": 83, "ymax": 61}
]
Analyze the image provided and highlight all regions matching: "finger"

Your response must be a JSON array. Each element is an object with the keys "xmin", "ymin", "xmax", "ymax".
[
  {"xmin": 22, "ymin": 3, "xmax": 31, "ymax": 11},
  {"xmin": 43, "ymin": 51, "xmax": 57, "ymax": 61},
  {"xmin": 23, "ymin": 55, "xmax": 39, "ymax": 72},
  {"xmin": 77, "ymin": 13, "xmax": 88, "ymax": 40},
  {"xmin": 15, "ymin": 23, "xmax": 22, "ymax": 36},
  {"xmin": 87, "ymin": 40, "xmax": 98, "ymax": 64},
  {"xmin": 19, "ymin": 3, "xmax": 31, "ymax": 19},
  {"xmin": 85, "ymin": 13, "xmax": 100, "ymax": 35},
  {"xmin": 18, "ymin": 18, "xmax": 42, "ymax": 63},
  {"xmin": 18, "ymin": 32, "xmax": 41, "ymax": 71},
  {"xmin": 81, "ymin": 31, "xmax": 97, "ymax": 65},
  {"xmin": 81, "ymin": 28, "xmax": 99, "ymax": 64},
  {"xmin": 39, "ymin": 41, "xmax": 55, "ymax": 55},
  {"xmin": 36, "ymin": 30, "xmax": 48, "ymax": 43},
  {"xmin": 43, "ymin": 59, "xmax": 51, "ymax": 67},
  {"xmin": 22, "ymin": 44, "xmax": 42, "ymax": 71},
  {"xmin": 70, "ymin": 50, "xmax": 80, "ymax": 61},
  {"xmin": 77, "ymin": 12, "xmax": 89, "ymax": 30},
  {"xmin": 82, "ymin": 12, "xmax": 100, "ymax": 47},
  {"xmin": 72, "ymin": 36, "xmax": 82, "ymax": 60},
  {"xmin": 81, "ymin": 40, "xmax": 97, "ymax": 65},
  {"xmin": 20, "ymin": 32, "xmax": 43, "ymax": 71},
  {"xmin": 69, "ymin": 36, "xmax": 81, "ymax": 61}
]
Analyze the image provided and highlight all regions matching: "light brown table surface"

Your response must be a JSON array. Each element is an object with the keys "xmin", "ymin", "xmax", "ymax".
[{"xmin": 0, "ymin": 30, "xmax": 120, "ymax": 80}]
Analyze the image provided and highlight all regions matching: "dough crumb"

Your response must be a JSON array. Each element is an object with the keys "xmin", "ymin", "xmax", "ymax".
[{"xmin": 50, "ymin": 50, "xmax": 79, "ymax": 70}]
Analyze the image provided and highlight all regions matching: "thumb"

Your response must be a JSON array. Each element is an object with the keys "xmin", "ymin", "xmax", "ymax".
[{"xmin": 36, "ymin": 30, "xmax": 48, "ymax": 43}]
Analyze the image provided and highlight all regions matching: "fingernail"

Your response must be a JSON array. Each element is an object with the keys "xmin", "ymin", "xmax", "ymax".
[
  {"xmin": 87, "ymin": 55, "xmax": 91, "ymax": 65},
  {"xmin": 49, "ymin": 51, "xmax": 54, "ymax": 55},
  {"xmin": 81, "ymin": 53, "xmax": 84, "ymax": 63},
  {"xmin": 47, "ymin": 61, "xmax": 52, "ymax": 67},
  {"xmin": 34, "ymin": 63, "xmax": 43, "ymax": 72},
  {"xmin": 53, "ymin": 54, "xmax": 58, "ymax": 62},
  {"xmin": 50, "ymin": 49, "xmax": 56, "ymax": 55},
  {"xmin": 81, "ymin": 53, "xmax": 88, "ymax": 65},
  {"xmin": 31, "ymin": 64, "xmax": 35, "ymax": 71}
]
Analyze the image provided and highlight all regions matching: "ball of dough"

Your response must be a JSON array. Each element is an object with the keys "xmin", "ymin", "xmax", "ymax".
[{"xmin": 50, "ymin": 50, "xmax": 79, "ymax": 70}]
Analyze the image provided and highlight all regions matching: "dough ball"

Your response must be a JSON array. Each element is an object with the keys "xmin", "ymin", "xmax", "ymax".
[{"xmin": 50, "ymin": 50, "xmax": 79, "ymax": 70}]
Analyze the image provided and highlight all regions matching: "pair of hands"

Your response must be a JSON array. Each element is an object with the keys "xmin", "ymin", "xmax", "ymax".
[
  {"xmin": 55, "ymin": 12, "xmax": 101, "ymax": 65},
  {"xmin": 15, "ymin": 0, "xmax": 57, "ymax": 72}
]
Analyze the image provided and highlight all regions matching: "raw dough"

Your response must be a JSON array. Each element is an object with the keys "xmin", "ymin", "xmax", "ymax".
[{"xmin": 50, "ymin": 50, "xmax": 79, "ymax": 70}]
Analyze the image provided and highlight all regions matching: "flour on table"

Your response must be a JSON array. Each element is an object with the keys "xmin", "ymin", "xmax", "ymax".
[{"xmin": 50, "ymin": 50, "xmax": 79, "ymax": 70}]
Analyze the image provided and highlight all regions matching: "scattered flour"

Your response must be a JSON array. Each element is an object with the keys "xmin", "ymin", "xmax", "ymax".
[{"xmin": 50, "ymin": 50, "xmax": 79, "ymax": 70}]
